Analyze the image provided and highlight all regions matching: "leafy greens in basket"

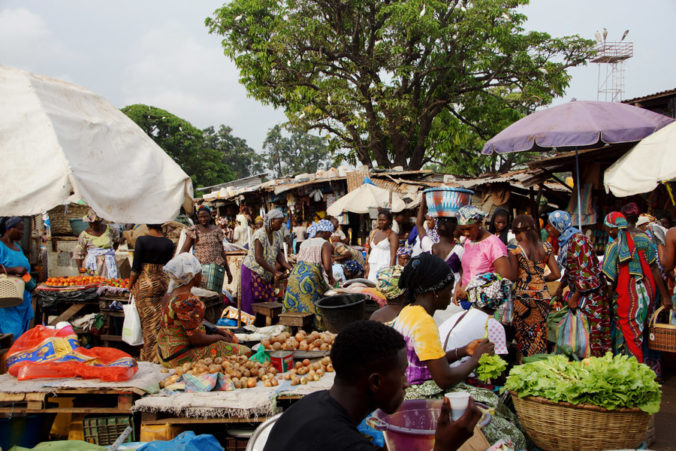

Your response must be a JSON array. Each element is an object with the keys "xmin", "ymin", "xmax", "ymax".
[{"xmin": 503, "ymin": 353, "xmax": 661, "ymax": 413}]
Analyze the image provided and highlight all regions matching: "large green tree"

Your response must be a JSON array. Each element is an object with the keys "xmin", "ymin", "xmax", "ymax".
[
  {"xmin": 203, "ymin": 125, "xmax": 266, "ymax": 180},
  {"xmin": 263, "ymin": 124, "xmax": 333, "ymax": 177},
  {"xmin": 122, "ymin": 104, "xmax": 233, "ymax": 187},
  {"xmin": 206, "ymin": 0, "xmax": 595, "ymax": 171}
]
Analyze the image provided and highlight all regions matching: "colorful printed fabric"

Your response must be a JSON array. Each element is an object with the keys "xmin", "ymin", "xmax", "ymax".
[
  {"xmin": 333, "ymin": 242, "xmax": 366, "ymax": 267},
  {"xmin": 316, "ymin": 219, "xmax": 334, "ymax": 233},
  {"xmin": 548, "ymin": 210, "xmax": 581, "ymax": 270},
  {"xmin": 397, "ymin": 246, "xmax": 412, "ymax": 257},
  {"xmin": 603, "ymin": 230, "xmax": 656, "ymax": 362},
  {"xmin": 73, "ymin": 226, "xmax": 118, "ymax": 277},
  {"xmin": 392, "ymin": 305, "xmax": 446, "ymax": 385},
  {"xmin": 457, "ymin": 206, "xmax": 486, "ymax": 225},
  {"xmin": 283, "ymin": 260, "xmax": 330, "ymax": 329},
  {"xmin": 240, "ymin": 264, "xmax": 276, "ymax": 314},
  {"xmin": 376, "ymin": 266, "xmax": 404, "ymax": 301},
  {"xmin": 132, "ymin": 263, "xmax": 168, "ymax": 363},
  {"xmin": 186, "ymin": 225, "xmax": 226, "ymax": 266},
  {"xmin": 511, "ymin": 243, "xmax": 553, "ymax": 357},
  {"xmin": 242, "ymin": 228, "xmax": 281, "ymax": 281},
  {"xmin": 466, "ymin": 272, "xmax": 513, "ymax": 325},
  {"xmin": 603, "ymin": 213, "xmax": 654, "ymax": 281}
]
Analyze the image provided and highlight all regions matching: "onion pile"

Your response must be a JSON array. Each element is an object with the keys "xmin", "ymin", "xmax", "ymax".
[
  {"xmin": 261, "ymin": 330, "xmax": 335, "ymax": 352},
  {"xmin": 159, "ymin": 355, "xmax": 279, "ymax": 389},
  {"xmin": 283, "ymin": 356, "xmax": 334, "ymax": 386}
]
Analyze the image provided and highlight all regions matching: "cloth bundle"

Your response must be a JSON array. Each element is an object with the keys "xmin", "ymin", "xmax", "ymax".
[{"xmin": 465, "ymin": 272, "xmax": 513, "ymax": 325}]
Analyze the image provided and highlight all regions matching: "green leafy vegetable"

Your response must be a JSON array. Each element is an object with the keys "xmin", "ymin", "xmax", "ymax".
[
  {"xmin": 503, "ymin": 353, "xmax": 661, "ymax": 413},
  {"xmin": 476, "ymin": 354, "xmax": 508, "ymax": 382}
]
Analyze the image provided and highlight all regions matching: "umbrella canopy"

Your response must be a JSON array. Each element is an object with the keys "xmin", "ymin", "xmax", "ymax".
[
  {"xmin": 327, "ymin": 182, "xmax": 405, "ymax": 216},
  {"xmin": 482, "ymin": 100, "xmax": 673, "ymax": 155},
  {"xmin": 0, "ymin": 66, "xmax": 193, "ymax": 223},
  {"xmin": 604, "ymin": 121, "xmax": 676, "ymax": 197}
]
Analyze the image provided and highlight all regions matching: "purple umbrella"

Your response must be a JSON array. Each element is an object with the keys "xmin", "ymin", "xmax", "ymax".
[{"xmin": 481, "ymin": 100, "xmax": 674, "ymax": 228}]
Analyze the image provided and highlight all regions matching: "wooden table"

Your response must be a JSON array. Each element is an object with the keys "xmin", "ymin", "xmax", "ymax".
[
  {"xmin": 251, "ymin": 302, "xmax": 283, "ymax": 326},
  {"xmin": 0, "ymin": 386, "xmax": 144, "ymax": 415}
]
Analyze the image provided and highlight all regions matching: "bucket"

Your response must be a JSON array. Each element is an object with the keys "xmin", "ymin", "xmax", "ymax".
[
  {"xmin": 69, "ymin": 218, "xmax": 88, "ymax": 236},
  {"xmin": 315, "ymin": 294, "xmax": 366, "ymax": 333},
  {"xmin": 424, "ymin": 188, "xmax": 473, "ymax": 217},
  {"xmin": 369, "ymin": 399, "xmax": 442, "ymax": 451}
]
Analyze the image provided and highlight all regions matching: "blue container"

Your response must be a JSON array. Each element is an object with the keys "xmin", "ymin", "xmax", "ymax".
[
  {"xmin": 424, "ymin": 187, "xmax": 473, "ymax": 217},
  {"xmin": 69, "ymin": 218, "xmax": 89, "ymax": 236}
]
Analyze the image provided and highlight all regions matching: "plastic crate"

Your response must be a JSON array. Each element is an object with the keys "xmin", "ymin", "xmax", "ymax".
[
  {"xmin": 201, "ymin": 263, "xmax": 225, "ymax": 292},
  {"xmin": 83, "ymin": 415, "xmax": 135, "ymax": 446}
]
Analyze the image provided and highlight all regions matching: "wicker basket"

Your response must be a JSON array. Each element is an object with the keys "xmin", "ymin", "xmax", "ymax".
[
  {"xmin": 648, "ymin": 306, "xmax": 676, "ymax": 352},
  {"xmin": 0, "ymin": 273, "xmax": 25, "ymax": 308},
  {"xmin": 48, "ymin": 204, "xmax": 90, "ymax": 236},
  {"xmin": 511, "ymin": 392, "xmax": 650, "ymax": 451}
]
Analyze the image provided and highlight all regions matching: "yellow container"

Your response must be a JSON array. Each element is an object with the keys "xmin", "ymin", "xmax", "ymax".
[{"xmin": 140, "ymin": 423, "xmax": 182, "ymax": 442}]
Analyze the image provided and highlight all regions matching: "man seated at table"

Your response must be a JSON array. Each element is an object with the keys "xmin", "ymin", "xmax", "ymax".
[{"xmin": 264, "ymin": 320, "xmax": 481, "ymax": 451}]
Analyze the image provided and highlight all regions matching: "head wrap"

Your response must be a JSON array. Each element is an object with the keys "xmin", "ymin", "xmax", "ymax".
[
  {"xmin": 548, "ymin": 210, "xmax": 581, "ymax": 270},
  {"xmin": 264, "ymin": 209, "xmax": 284, "ymax": 229},
  {"xmin": 163, "ymin": 253, "xmax": 202, "ymax": 289},
  {"xmin": 255, "ymin": 216, "xmax": 264, "ymax": 224},
  {"xmin": 333, "ymin": 242, "xmax": 351, "ymax": 258},
  {"xmin": 307, "ymin": 223, "xmax": 318, "ymax": 239},
  {"xmin": 636, "ymin": 213, "xmax": 657, "ymax": 228},
  {"xmin": 0, "ymin": 217, "xmax": 22, "ymax": 236},
  {"xmin": 398, "ymin": 253, "xmax": 455, "ymax": 304},
  {"xmin": 466, "ymin": 272, "xmax": 513, "ymax": 324},
  {"xmin": 316, "ymin": 219, "xmax": 334, "ymax": 233},
  {"xmin": 376, "ymin": 266, "xmax": 404, "ymax": 301},
  {"xmin": 343, "ymin": 260, "xmax": 364, "ymax": 278},
  {"xmin": 197, "ymin": 205, "xmax": 211, "ymax": 214},
  {"xmin": 604, "ymin": 211, "xmax": 636, "ymax": 267},
  {"xmin": 82, "ymin": 209, "xmax": 101, "ymax": 223},
  {"xmin": 457, "ymin": 206, "xmax": 487, "ymax": 226},
  {"xmin": 396, "ymin": 246, "xmax": 412, "ymax": 258}
]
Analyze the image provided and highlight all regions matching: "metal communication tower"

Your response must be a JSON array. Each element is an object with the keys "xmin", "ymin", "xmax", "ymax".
[{"xmin": 592, "ymin": 40, "xmax": 633, "ymax": 102}]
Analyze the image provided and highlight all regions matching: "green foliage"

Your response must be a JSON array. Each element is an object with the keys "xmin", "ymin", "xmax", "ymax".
[
  {"xmin": 263, "ymin": 124, "xmax": 333, "ymax": 177},
  {"xmin": 476, "ymin": 353, "xmax": 508, "ymax": 382},
  {"xmin": 203, "ymin": 125, "xmax": 266, "ymax": 180},
  {"xmin": 206, "ymin": 0, "xmax": 595, "ymax": 170},
  {"xmin": 504, "ymin": 353, "xmax": 661, "ymax": 413},
  {"xmin": 121, "ymin": 104, "xmax": 234, "ymax": 187}
]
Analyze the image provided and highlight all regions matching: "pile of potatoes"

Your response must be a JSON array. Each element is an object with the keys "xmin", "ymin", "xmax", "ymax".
[
  {"xmin": 284, "ymin": 356, "xmax": 334, "ymax": 386},
  {"xmin": 261, "ymin": 330, "xmax": 335, "ymax": 352},
  {"xmin": 159, "ymin": 355, "xmax": 280, "ymax": 390}
]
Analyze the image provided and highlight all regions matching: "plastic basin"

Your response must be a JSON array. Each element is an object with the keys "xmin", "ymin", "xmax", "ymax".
[
  {"xmin": 315, "ymin": 294, "xmax": 366, "ymax": 333},
  {"xmin": 69, "ymin": 218, "xmax": 88, "ymax": 236},
  {"xmin": 424, "ymin": 187, "xmax": 473, "ymax": 217},
  {"xmin": 369, "ymin": 399, "xmax": 442, "ymax": 451}
]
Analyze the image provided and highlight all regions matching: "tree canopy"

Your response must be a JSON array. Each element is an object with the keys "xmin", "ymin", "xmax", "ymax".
[
  {"xmin": 206, "ymin": 0, "xmax": 595, "ymax": 171},
  {"xmin": 263, "ymin": 125, "xmax": 333, "ymax": 177},
  {"xmin": 203, "ymin": 125, "xmax": 266, "ymax": 180}
]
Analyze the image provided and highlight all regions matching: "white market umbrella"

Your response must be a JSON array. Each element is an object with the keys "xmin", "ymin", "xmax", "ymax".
[
  {"xmin": 327, "ymin": 182, "xmax": 405, "ymax": 216},
  {"xmin": 605, "ymin": 121, "xmax": 676, "ymax": 197},
  {"xmin": 0, "ymin": 66, "xmax": 193, "ymax": 223}
]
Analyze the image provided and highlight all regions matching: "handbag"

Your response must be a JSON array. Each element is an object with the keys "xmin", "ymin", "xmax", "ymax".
[
  {"xmin": 0, "ymin": 265, "xmax": 25, "ymax": 308},
  {"xmin": 555, "ymin": 308, "xmax": 591, "ymax": 359},
  {"xmin": 122, "ymin": 296, "xmax": 144, "ymax": 346}
]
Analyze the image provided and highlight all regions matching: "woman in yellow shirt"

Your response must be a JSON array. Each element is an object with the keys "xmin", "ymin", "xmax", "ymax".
[{"xmin": 73, "ymin": 210, "xmax": 119, "ymax": 278}]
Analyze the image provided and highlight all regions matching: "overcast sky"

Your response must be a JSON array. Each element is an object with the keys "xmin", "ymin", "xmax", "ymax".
[{"xmin": 1, "ymin": 0, "xmax": 674, "ymax": 154}]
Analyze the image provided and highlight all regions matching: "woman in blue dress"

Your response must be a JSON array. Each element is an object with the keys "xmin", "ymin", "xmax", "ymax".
[{"xmin": 0, "ymin": 217, "xmax": 34, "ymax": 339}]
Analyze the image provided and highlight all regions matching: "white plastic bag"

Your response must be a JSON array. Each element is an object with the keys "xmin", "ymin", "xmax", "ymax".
[{"xmin": 122, "ymin": 296, "xmax": 143, "ymax": 346}]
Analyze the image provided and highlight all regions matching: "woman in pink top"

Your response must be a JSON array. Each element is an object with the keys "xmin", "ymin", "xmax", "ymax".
[{"xmin": 453, "ymin": 206, "xmax": 515, "ymax": 303}]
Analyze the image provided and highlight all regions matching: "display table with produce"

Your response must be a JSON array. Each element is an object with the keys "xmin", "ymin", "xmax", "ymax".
[{"xmin": 504, "ymin": 353, "xmax": 660, "ymax": 451}]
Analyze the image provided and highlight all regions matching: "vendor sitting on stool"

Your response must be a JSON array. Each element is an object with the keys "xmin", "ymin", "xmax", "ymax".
[
  {"xmin": 73, "ymin": 209, "xmax": 119, "ymax": 278},
  {"xmin": 265, "ymin": 320, "xmax": 481, "ymax": 451},
  {"xmin": 157, "ymin": 253, "xmax": 250, "ymax": 368}
]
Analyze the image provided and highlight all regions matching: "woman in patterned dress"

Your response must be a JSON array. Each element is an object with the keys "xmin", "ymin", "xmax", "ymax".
[
  {"xmin": 240, "ymin": 210, "xmax": 292, "ymax": 314},
  {"xmin": 73, "ymin": 209, "xmax": 119, "ymax": 278},
  {"xmin": 157, "ymin": 254, "xmax": 250, "ymax": 368},
  {"xmin": 283, "ymin": 219, "xmax": 335, "ymax": 328},
  {"xmin": 509, "ymin": 215, "xmax": 560, "ymax": 359},
  {"xmin": 548, "ymin": 210, "xmax": 611, "ymax": 357}
]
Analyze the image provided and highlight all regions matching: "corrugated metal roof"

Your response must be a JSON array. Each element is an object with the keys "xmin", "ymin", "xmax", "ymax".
[
  {"xmin": 622, "ymin": 88, "xmax": 676, "ymax": 105},
  {"xmin": 271, "ymin": 176, "xmax": 346, "ymax": 194}
]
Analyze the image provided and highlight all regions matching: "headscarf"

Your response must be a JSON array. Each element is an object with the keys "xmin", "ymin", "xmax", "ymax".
[
  {"xmin": 197, "ymin": 205, "xmax": 211, "ymax": 214},
  {"xmin": 548, "ymin": 210, "xmax": 581, "ymax": 269},
  {"xmin": 465, "ymin": 272, "xmax": 513, "ymax": 324},
  {"xmin": 636, "ymin": 213, "xmax": 657, "ymax": 228},
  {"xmin": 396, "ymin": 246, "xmax": 412, "ymax": 258},
  {"xmin": 264, "ymin": 209, "xmax": 284, "ymax": 229},
  {"xmin": 376, "ymin": 266, "xmax": 404, "ymax": 301},
  {"xmin": 343, "ymin": 259, "xmax": 364, "ymax": 278},
  {"xmin": 457, "ymin": 206, "xmax": 487, "ymax": 226},
  {"xmin": 307, "ymin": 223, "xmax": 318, "ymax": 239},
  {"xmin": 0, "ymin": 217, "xmax": 22, "ymax": 236},
  {"xmin": 604, "ymin": 211, "xmax": 636, "ymax": 267},
  {"xmin": 316, "ymin": 219, "xmax": 334, "ymax": 233},
  {"xmin": 82, "ymin": 209, "xmax": 101, "ymax": 223},
  {"xmin": 398, "ymin": 253, "xmax": 455, "ymax": 304},
  {"xmin": 163, "ymin": 253, "xmax": 202, "ymax": 289}
]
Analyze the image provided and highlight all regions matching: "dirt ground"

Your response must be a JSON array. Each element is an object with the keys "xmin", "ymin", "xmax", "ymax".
[{"xmin": 654, "ymin": 353, "xmax": 676, "ymax": 451}]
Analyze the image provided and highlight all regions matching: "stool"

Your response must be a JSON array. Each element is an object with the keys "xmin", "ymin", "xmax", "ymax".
[
  {"xmin": 251, "ymin": 302, "xmax": 283, "ymax": 326},
  {"xmin": 278, "ymin": 312, "xmax": 314, "ymax": 333}
]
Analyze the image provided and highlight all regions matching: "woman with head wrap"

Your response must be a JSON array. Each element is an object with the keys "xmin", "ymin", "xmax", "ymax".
[
  {"xmin": 508, "ymin": 215, "xmax": 561, "ymax": 360},
  {"xmin": 369, "ymin": 266, "xmax": 407, "ymax": 325},
  {"xmin": 602, "ymin": 212, "xmax": 671, "ymax": 366},
  {"xmin": 283, "ymin": 219, "xmax": 335, "ymax": 328},
  {"xmin": 72, "ymin": 209, "xmax": 119, "ymax": 278},
  {"xmin": 548, "ymin": 210, "xmax": 611, "ymax": 356},
  {"xmin": 241, "ymin": 209, "xmax": 292, "ymax": 314},
  {"xmin": 396, "ymin": 246, "xmax": 412, "ymax": 267},
  {"xmin": 393, "ymin": 253, "xmax": 494, "ymax": 390},
  {"xmin": 332, "ymin": 242, "xmax": 366, "ymax": 268},
  {"xmin": 232, "ymin": 213, "xmax": 252, "ymax": 249},
  {"xmin": 157, "ymin": 254, "xmax": 250, "ymax": 368},
  {"xmin": 180, "ymin": 205, "xmax": 233, "ymax": 287},
  {"xmin": 0, "ymin": 217, "xmax": 34, "ymax": 338},
  {"xmin": 488, "ymin": 208, "xmax": 515, "ymax": 246},
  {"xmin": 254, "ymin": 216, "xmax": 264, "ymax": 230},
  {"xmin": 453, "ymin": 206, "xmax": 514, "ymax": 304},
  {"xmin": 342, "ymin": 259, "xmax": 364, "ymax": 279},
  {"xmin": 366, "ymin": 210, "xmax": 398, "ymax": 283}
]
